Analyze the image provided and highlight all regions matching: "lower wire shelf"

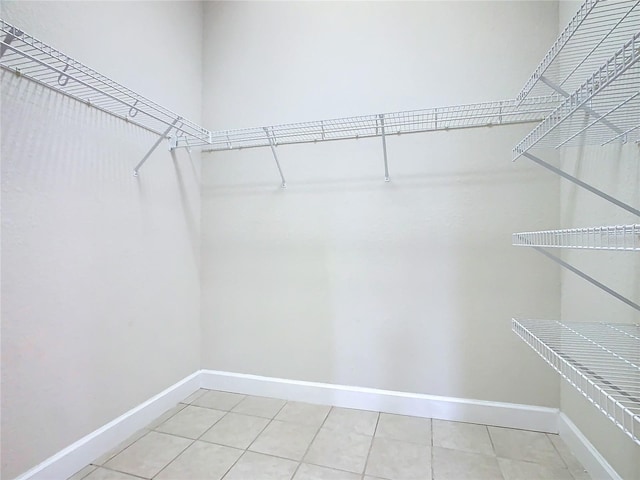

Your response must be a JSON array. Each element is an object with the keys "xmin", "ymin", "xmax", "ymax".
[{"xmin": 512, "ymin": 318, "xmax": 640, "ymax": 445}]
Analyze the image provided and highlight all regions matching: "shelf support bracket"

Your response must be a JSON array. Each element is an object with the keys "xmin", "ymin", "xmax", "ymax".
[
  {"xmin": 0, "ymin": 26, "xmax": 23, "ymax": 59},
  {"xmin": 133, "ymin": 118, "xmax": 179, "ymax": 176},
  {"xmin": 538, "ymin": 75, "xmax": 623, "ymax": 135},
  {"xmin": 522, "ymin": 152, "xmax": 640, "ymax": 217},
  {"xmin": 263, "ymin": 127, "xmax": 286, "ymax": 188},
  {"xmin": 532, "ymin": 246, "xmax": 640, "ymax": 312},
  {"xmin": 379, "ymin": 114, "xmax": 390, "ymax": 182}
]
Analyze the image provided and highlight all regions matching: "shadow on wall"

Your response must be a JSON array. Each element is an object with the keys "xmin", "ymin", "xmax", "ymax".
[{"xmin": 1, "ymin": 69, "xmax": 201, "ymax": 264}]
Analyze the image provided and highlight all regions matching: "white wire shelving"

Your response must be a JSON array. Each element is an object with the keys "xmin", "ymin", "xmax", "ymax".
[
  {"xmin": 203, "ymin": 97, "xmax": 559, "ymax": 152},
  {"xmin": 0, "ymin": 19, "xmax": 212, "ymax": 152},
  {"xmin": 517, "ymin": 0, "xmax": 640, "ymax": 102},
  {"xmin": 514, "ymin": 31, "xmax": 640, "ymax": 158},
  {"xmin": 513, "ymin": 224, "xmax": 640, "ymax": 250},
  {"xmin": 513, "ymin": 319, "xmax": 640, "ymax": 446}
]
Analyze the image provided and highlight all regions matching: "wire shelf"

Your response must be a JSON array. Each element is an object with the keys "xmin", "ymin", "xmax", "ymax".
[
  {"xmin": 203, "ymin": 97, "xmax": 559, "ymax": 152},
  {"xmin": 513, "ymin": 224, "xmax": 640, "ymax": 250},
  {"xmin": 517, "ymin": 0, "xmax": 640, "ymax": 101},
  {"xmin": 513, "ymin": 319, "xmax": 640, "ymax": 445},
  {"xmin": 514, "ymin": 32, "xmax": 640, "ymax": 158},
  {"xmin": 0, "ymin": 19, "xmax": 212, "ymax": 148}
]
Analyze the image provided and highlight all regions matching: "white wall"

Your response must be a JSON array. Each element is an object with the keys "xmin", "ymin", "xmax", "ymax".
[
  {"xmin": 0, "ymin": 2, "xmax": 203, "ymax": 479},
  {"xmin": 200, "ymin": 1, "xmax": 562, "ymax": 406}
]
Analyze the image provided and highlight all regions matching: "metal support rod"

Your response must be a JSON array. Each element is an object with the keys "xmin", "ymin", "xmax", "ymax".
[
  {"xmin": 263, "ymin": 127, "xmax": 286, "ymax": 188},
  {"xmin": 379, "ymin": 114, "xmax": 390, "ymax": 182},
  {"xmin": 522, "ymin": 152, "xmax": 640, "ymax": 217},
  {"xmin": 532, "ymin": 246, "xmax": 640, "ymax": 312},
  {"xmin": 133, "ymin": 118, "xmax": 179, "ymax": 176},
  {"xmin": 539, "ymin": 75, "xmax": 623, "ymax": 135}
]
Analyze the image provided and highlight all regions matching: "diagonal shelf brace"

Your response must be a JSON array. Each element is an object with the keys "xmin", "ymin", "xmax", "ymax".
[
  {"xmin": 133, "ymin": 118, "xmax": 179, "ymax": 176},
  {"xmin": 532, "ymin": 246, "xmax": 640, "ymax": 312},
  {"xmin": 263, "ymin": 127, "xmax": 287, "ymax": 188},
  {"xmin": 379, "ymin": 114, "xmax": 390, "ymax": 182},
  {"xmin": 539, "ymin": 75, "xmax": 623, "ymax": 135},
  {"xmin": 522, "ymin": 152, "xmax": 640, "ymax": 217}
]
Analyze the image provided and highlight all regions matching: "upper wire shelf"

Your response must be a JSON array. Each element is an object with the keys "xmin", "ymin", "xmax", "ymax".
[
  {"xmin": 514, "ymin": 31, "xmax": 640, "ymax": 159},
  {"xmin": 0, "ymin": 19, "xmax": 212, "ymax": 148},
  {"xmin": 517, "ymin": 0, "xmax": 640, "ymax": 101},
  {"xmin": 203, "ymin": 97, "xmax": 560, "ymax": 152},
  {"xmin": 513, "ymin": 224, "xmax": 640, "ymax": 250},
  {"xmin": 513, "ymin": 318, "xmax": 640, "ymax": 446}
]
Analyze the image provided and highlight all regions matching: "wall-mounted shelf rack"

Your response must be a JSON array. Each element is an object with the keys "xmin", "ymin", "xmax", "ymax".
[
  {"xmin": 513, "ymin": 319, "xmax": 640, "ymax": 446},
  {"xmin": 203, "ymin": 97, "xmax": 559, "ymax": 186},
  {"xmin": 204, "ymin": 98, "xmax": 559, "ymax": 152},
  {"xmin": 517, "ymin": 0, "xmax": 640, "ymax": 102},
  {"xmin": 513, "ymin": 224, "xmax": 640, "ymax": 250},
  {"xmin": 513, "ymin": 1, "xmax": 640, "ymax": 454},
  {"xmin": 0, "ymin": 19, "xmax": 213, "ymax": 174},
  {"xmin": 514, "ymin": 31, "xmax": 640, "ymax": 158}
]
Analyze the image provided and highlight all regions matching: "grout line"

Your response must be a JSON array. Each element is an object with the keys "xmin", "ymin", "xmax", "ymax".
[
  {"xmin": 546, "ymin": 432, "xmax": 571, "ymax": 470},
  {"xmin": 92, "ymin": 464, "xmax": 152, "ymax": 480},
  {"xmin": 430, "ymin": 417, "xmax": 435, "ymax": 480},
  {"xmin": 293, "ymin": 403, "xmax": 333, "ymax": 478},
  {"xmin": 149, "ymin": 435, "xmax": 196, "ymax": 480},
  {"xmin": 90, "ymin": 429, "xmax": 151, "ymax": 467},
  {"xmin": 361, "ymin": 410, "xmax": 380, "ymax": 477}
]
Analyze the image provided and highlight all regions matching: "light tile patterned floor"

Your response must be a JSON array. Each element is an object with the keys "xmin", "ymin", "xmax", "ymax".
[{"xmin": 68, "ymin": 389, "xmax": 591, "ymax": 480}]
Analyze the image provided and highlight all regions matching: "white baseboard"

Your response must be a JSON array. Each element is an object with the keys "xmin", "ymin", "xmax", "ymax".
[
  {"xmin": 20, "ymin": 369, "xmax": 619, "ymax": 480},
  {"xmin": 200, "ymin": 369, "xmax": 559, "ymax": 433},
  {"xmin": 14, "ymin": 371, "xmax": 201, "ymax": 480},
  {"xmin": 558, "ymin": 413, "xmax": 621, "ymax": 480}
]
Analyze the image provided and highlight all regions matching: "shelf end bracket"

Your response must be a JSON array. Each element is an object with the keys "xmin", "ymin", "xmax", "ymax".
[
  {"xmin": 522, "ymin": 152, "xmax": 640, "ymax": 217},
  {"xmin": 133, "ymin": 118, "xmax": 180, "ymax": 176},
  {"xmin": 379, "ymin": 114, "xmax": 390, "ymax": 182},
  {"xmin": 263, "ymin": 127, "xmax": 287, "ymax": 188}
]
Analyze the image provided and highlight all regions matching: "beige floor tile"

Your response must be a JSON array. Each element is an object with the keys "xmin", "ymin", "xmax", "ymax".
[
  {"xmin": 146, "ymin": 404, "xmax": 187, "ymax": 430},
  {"xmin": 201, "ymin": 411, "xmax": 270, "ymax": 449},
  {"xmin": 192, "ymin": 390, "xmax": 246, "ymax": 411},
  {"xmin": 433, "ymin": 420, "xmax": 493, "ymax": 456},
  {"xmin": 91, "ymin": 429, "xmax": 148, "ymax": 465},
  {"xmin": 294, "ymin": 463, "xmax": 362, "ymax": 480},
  {"xmin": 376, "ymin": 413, "xmax": 431, "ymax": 445},
  {"xmin": 323, "ymin": 407, "xmax": 378, "ymax": 436},
  {"xmin": 66, "ymin": 464, "xmax": 97, "ymax": 480},
  {"xmin": 432, "ymin": 446, "xmax": 502, "ymax": 480},
  {"xmin": 365, "ymin": 437, "xmax": 431, "ymax": 480},
  {"xmin": 232, "ymin": 395, "xmax": 287, "ymax": 418},
  {"xmin": 547, "ymin": 434, "xmax": 588, "ymax": 474},
  {"xmin": 82, "ymin": 468, "xmax": 141, "ymax": 480},
  {"xmin": 223, "ymin": 451, "xmax": 298, "ymax": 480},
  {"xmin": 489, "ymin": 427, "xmax": 565, "ymax": 468},
  {"xmin": 498, "ymin": 457, "xmax": 574, "ymax": 480},
  {"xmin": 154, "ymin": 405, "xmax": 225, "ymax": 439},
  {"xmin": 104, "ymin": 431, "xmax": 192, "ymax": 478},
  {"xmin": 250, "ymin": 420, "xmax": 320, "ymax": 461},
  {"xmin": 304, "ymin": 427, "xmax": 372, "ymax": 474},
  {"xmin": 155, "ymin": 440, "xmax": 242, "ymax": 479},
  {"xmin": 182, "ymin": 388, "xmax": 208, "ymax": 404},
  {"xmin": 275, "ymin": 401, "xmax": 331, "ymax": 428}
]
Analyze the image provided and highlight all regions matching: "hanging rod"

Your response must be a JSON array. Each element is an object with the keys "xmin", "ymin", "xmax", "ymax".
[
  {"xmin": 517, "ymin": 0, "xmax": 640, "ymax": 102},
  {"xmin": 0, "ymin": 19, "xmax": 212, "ymax": 150}
]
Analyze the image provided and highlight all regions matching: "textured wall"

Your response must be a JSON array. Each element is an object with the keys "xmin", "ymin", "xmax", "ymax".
[
  {"xmin": 0, "ymin": 2, "xmax": 203, "ymax": 478},
  {"xmin": 199, "ymin": 1, "xmax": 562, "ymax": 406}
]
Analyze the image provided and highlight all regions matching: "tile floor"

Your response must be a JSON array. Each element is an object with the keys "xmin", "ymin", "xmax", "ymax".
[{"xmin": 67, "ymin": 389, "xmax": 591, "ymax": 480}]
